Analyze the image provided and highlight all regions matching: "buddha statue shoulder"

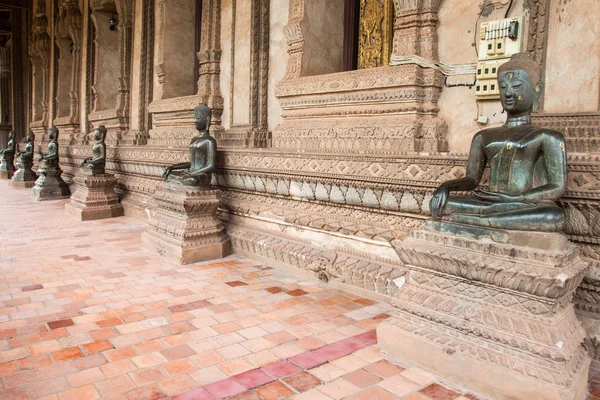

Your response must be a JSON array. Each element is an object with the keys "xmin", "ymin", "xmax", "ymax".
[
  {"xmin": 429, "ymin": 53, "xmax": 567, "ymax": 232},
  {"xmin": 80, "ymin": 125, "xmax": 107, "ymax": 173},
  {"xmin": 162, "ymin": 105, "xmax": 216, "ymax": 187},
  {"xmin": 18, "ymin": 132, "xmax": 35, "ymax": 163},
  {"xmin": 39, "ymin": 126, "xmax": 60, "ymax": 167},
  {"xmin": 0, "ymin": 131, "xmax": 15, "ymax": 155}
]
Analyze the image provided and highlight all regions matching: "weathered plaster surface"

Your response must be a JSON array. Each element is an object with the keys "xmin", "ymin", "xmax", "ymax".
[
  {"xmin": 220, "ymin": 0, "xmax": 233, "ymax": 130},
  {"xmin": 544, "ymin": 0, "xmax": 600, "ymax": 113},
  {"xmin": 268, "ymin": 0, "xmax": 289, "ymax": 132},
  {"xmin": 300, "ymin": 0, "xmax": 344, "ymax": 77},
  {"xmin": 232, "ymin": 0, "xmax": 251, "ymax": 125}
]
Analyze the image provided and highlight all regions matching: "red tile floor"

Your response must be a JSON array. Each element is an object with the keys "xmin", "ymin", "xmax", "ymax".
[{"xmin": 0, "ymin": 183, "xmax": 597, "ymax": 399}]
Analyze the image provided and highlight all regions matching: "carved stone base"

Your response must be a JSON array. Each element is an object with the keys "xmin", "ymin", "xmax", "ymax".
[
  {"xmin": 378, "ymin": 221, "xmax": 590, "ymax": 400},
  {"xmin": 141, "ymin": 181, "xmax": 231, "ymax": 264},
  {"xmin": 9, "ymin": 180, "xmax": 35, "ymax": 189},
  {"xmin": 64, "ymin": 169, "xmax": 124, "ymax": 221},
  {"xmin": 12, "ymin": 158, "xmax": 37, "ymax": 186},
  {"xmin": 32, "ymin": 163, "xmax": 71, "ymax": 201},
  {"xmin": 0, "ymin": 153, "xmax": 15, "ymax": 179}
]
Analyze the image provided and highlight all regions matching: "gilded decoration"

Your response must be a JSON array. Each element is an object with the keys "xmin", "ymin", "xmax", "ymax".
[{"xmin": 358, "ymin": 0, "xmax": 393, "ymax": 69}]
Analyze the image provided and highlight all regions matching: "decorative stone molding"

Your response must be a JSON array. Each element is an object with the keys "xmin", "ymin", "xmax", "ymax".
[
  {"xmin": 218, "ymin": 0, "xmax": 270, "ymax": 148},
  {"xmin": 53, "ymin": 0, "xmax": 83, "ymax": 142},
  {"xmin": 149, "ymin": 0, "xmax": 223, "ymax": 146}
]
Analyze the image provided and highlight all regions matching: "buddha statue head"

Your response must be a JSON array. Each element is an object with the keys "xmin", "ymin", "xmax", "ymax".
[
  {"xmin": 48, "ymin": 125, "xmax": 59, "ymax": 141},
  {"xmin": 497, "ymin": 53, "xmax": 544, "ymax": 115},
  {"xmin": 7, "ymin": 131, "xmax": 13, "ymax": 141},
  {"xmin": 27, "ymin": 131, "xmax": 35, "ymax": 143},
  {"xmin": 94, "ymin": 125, "xmax": 107, "ymax": 142},
  {"xmin": 194, "ymin": 105, "xmax": 212, "ymax": 133}
]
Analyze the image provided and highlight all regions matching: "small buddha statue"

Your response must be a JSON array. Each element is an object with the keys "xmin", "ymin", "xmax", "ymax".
[
  {"xmin": 17, "ymin": 131, "xmax": 35, "ymax": 164},
  {"xmin": 0, "ymin": 131, "xmax": 15, "ymax": 157},
  {"xmin": 430, "ymin": 53, "xmax": 567, "ymax": 232},
  {"xmin": 162, "ymin": 105, "xmax": 216, "ymax": 187},
  {"xmin": 80, "ymin": 125, "xmax": 106, "ymax": 173},
  {"xmin": 39, "ymin": 126, "xmax": 60, "ymax": 167}
]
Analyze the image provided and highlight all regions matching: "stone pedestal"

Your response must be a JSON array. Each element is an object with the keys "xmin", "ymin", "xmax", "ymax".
[
  {"xmin": 378, "ymin": 221, "xmax": 590, "ymax": 400},
  {"xmin": 31, "ymin": 162, "xmax": 70, "ymax": 201},
  {"xmin": 0, "ymin": 152, "xmax": 15, "ymax": 179},
  {"xmin": 64, "ymin": 168, "xmax": 124, "ymax": 221},
  {"xmin": 11, "ymin": 157, "xmax": 37, "ymax": 188},
  {"xmin": 142, "ymin": 181, "xmax": 231, "ymax": 265}
]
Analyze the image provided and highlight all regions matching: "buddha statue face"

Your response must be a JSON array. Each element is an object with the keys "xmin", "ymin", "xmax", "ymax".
[
  {"xmin": 193, "ymin": 106, "xmax": 211, "ymax": 132},
  {"xmin": 94, "ymin": 126, "xmax": 106, "ymax": 141},
  {"xmin": 48, "ymin": 126, "xmax": 58, "ymax": 140},
  {"xmin": 8, "ymin": 131, "xmax": 13, "ymax": 140},
  {"xmin": 498, "ymin": 70, "xmax": 541, "ymax": 115},
  {"xmin": 27, "ymin": 132, "xmax": 34, "ymax": 143}
]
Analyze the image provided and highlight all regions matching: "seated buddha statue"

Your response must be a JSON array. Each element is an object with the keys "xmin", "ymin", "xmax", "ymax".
[
  {"xmin": 38, "ymin": 126, "xmax": 60, "ymax": 167},
  {"xmin": 429, "ymin": 53, "xmax": 567, "ymax": 232},
  {"xmin": 80, "ymin": 125, "xmax": 107, "ymax": 173},
  {"xmin": 0, "ymin": 131, "xmax": 15, "ymax": 157},
  {"xmin": 17, "ymin": 131, "xmax": 35, "ymax": 164},
  {"xmin": 162, "ymin": 105, "xmax": 216, "ymax": 187}
]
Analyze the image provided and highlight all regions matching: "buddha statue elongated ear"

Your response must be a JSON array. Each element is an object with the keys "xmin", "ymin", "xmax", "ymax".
[
  {"xmin": 206, "ymin": 114, "xmax": 212, "ymax": 135},
  {"xmin": 532, "ymin": 82, "xmax": 544, "ymax": 113}
]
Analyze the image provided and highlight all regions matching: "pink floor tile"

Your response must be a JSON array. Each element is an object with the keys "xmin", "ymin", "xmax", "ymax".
[
  {"xmin": 204, "ymin": 377, "xmax": 247, "ymax": 398},
  {"xmin": 233, "ymin": 368, "xmax": 275, "ymax": 389},
  {"xmin": 262, "ymin": 360, "xmax": 301, "ymax": 379}
]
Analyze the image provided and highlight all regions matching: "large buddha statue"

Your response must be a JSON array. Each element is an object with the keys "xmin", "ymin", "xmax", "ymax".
[
  {"xmin": 80, "ymin": 125, "xmax": 107, "ymax": 173},
  {"xmin": 162, "ymin": 105, "xmax": 216, "ymax": 186},
  {"xmin": 0, "ymin": 131, "xmax": 15, "ymax": 157},
  {"xmin": 430, "ymin": 53, "xmax": 567, "ymax": 232}
]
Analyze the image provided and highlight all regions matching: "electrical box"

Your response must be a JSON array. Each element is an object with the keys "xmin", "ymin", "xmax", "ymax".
[{"xmin": 475, "ymin": 16, "xmax": 523, "ymax": 100}]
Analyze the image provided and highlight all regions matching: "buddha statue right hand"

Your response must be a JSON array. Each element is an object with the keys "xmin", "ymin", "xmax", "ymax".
[
  {"xmin": 430, "ymin": 183, "xmax": 451, "ymax": 219},
  {"xmin": 161, "ymin": 166, "xmax": 172, "ymax": 180}
]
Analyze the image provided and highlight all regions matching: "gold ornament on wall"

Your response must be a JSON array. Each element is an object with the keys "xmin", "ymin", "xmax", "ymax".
[{"xmin": 358, "ymin": 0, "xmax": 393, "ymax": 69}]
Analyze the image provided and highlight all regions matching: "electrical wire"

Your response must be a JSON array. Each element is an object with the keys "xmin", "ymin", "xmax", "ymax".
[{"xmin": 505, "ymin": 0, "xmax": 515, "ymax": 18}]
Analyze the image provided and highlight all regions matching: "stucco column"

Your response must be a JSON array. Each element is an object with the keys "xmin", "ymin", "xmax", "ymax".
[{"xmin": 0, "ymin": 44, "xmax": 11, "ymax": 148}]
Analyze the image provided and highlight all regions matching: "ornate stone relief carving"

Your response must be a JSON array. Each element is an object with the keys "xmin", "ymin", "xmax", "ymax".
[
  {"xmin": 149, "ymin": 0, "xmax": 223, "ymax": 147},
  {"xmin": 218, "ymin": 0, "xmax": 270, "ymax": 148},
  {"xmin": 29, "ymin": 0, "xmax": 51, "ymax": 129},
  {"xmin": 53, "ymin": 0, "xmax": 83, "ymax": 142}
]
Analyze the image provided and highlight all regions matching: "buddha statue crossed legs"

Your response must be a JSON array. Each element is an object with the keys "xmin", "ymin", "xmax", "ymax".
[{"xmin": 430, "ymin": 53, "xmax": 567, "ymax": 232}]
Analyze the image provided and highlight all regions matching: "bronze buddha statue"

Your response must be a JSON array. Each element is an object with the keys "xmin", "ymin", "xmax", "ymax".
[
  {"xmin": 80, "ymin": 125, "xmax": 107, "ymax": 173},
  {"xmin": 0, "ymin": 131, "xmax": 16, "ymax": 174},
  {"xmin": 162, "ymin": 105, "xmax": 216, "ymax": 187},
  {"xmin": 430, "ymin": 53, "xmax": 567, "ymax": 232},
  {"xmin": 18, "ymin": 131, "xmax": 35, "ymax": 164},
  {"xmin": 39, "ymin": 126, "xmax": 60, "ymax": 167},
  {"xmin": 0, "ymin": 131, "xmax": 15, "ymax": 157}
]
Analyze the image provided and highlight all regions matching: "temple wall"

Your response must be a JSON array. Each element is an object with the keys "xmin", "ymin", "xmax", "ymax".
[
  {"xmin": 438, "ymin": 0, "xmax": 600, "ymax": 153},
  {"xmin": 13, "ymin": 0, "xmax": 600, "ymax": 366}
]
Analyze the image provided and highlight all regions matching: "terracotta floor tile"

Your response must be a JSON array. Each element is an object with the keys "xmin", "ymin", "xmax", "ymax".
[
  {"xmin": 364, "ymin": 360, "xmax": 405, "ymax": 378},
  {"xmin": 130, "ymin": 366, "xmax": 167, "ymax": 385},
  {"xmin": 343, "ymin": 369, "xmax": 383, "ymax": 388},
  {"xmin": 163, "ymin": 358, "xmax": 197, "ymax": 376},
  {"xmin": 66, "ymin": 367, "xmax": 105, "ymax": 387},
  {"xmin": 234, "ymin": 368, "xmax": 275, "ymax": 389},
  {"xmin": 28, "ymin": 377, "xmax": 70, "ymax": 398},
  {"xmin": 256, "ymin": 381, "xmax": 295, "ymax": 399},
  {"xmin": 161, "ymin": 344, "xmax": 195, "ymax": 361},
  {"xmin": 4, "ymin": 369, "xmax": 42, "ymax": 389},
  {"xmin": 318, "ymin": 378, "xmax": 361, "ymax": 399},
  {"xmin": 52, "ymin": 346, "xmax": 84, "ymax": 361},
  {"xmin": 219, "ymin": 358, "xmax": 255, "ymax": 376},
  {"xmin": 263, "ymin": 331, "xmax": 297, "ymax": 345},
  {"xmin": 58, "ymin": 384, "xmax": 101, "ymax": 400},
  {"xmin": 17, "ymin": 354, "xmax": 52, "ymax": 370},
  {"xmin": 283, "ymin": 371, "xmax": 322, "ymax": 392},
  {"xmin": 204, "ymin": 377, "xmax": 247, "ymax": 398},
  {"xmin": 419, "ymin": 383, "xmax": 461, "ymax": 400},
  {"xmin": 354, "ymin": 386, "xmax": 397, "ymax": 400},
  {"xmin": 378, "ymin": 375, "xmax": 421, "ymax": 397},
  {"xmin": 228, "ymin": 391, "xmax": 262, "ymax": 400},
  {"xmin": 124, "ymin": 384, "xmax": 166, "ymax": 400},
  {"xmin": 0, "ymin": 387, "xmax": 30, "ymax": 400},
  {"xmin": 100, "ymin": 359, "xmax": 137, "ymax": 377},
  {"xmin": 171, "ymin": 387, "xmax": 215, "ymax": 400},
  {"xmin": 95, "ymin": 375, "xmax": 137, "ymax": 397}
]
